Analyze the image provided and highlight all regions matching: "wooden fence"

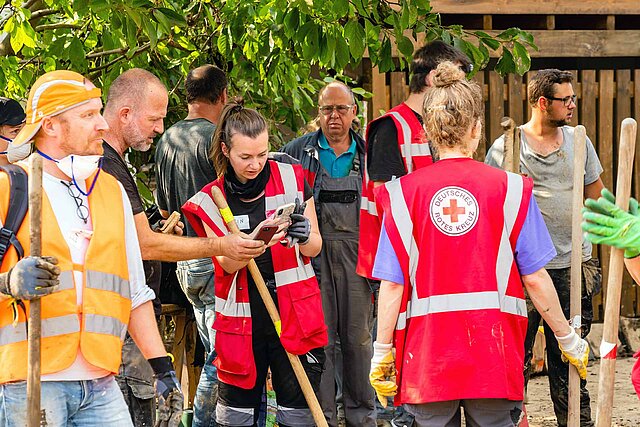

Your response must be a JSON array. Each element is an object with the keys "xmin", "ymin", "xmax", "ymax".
[{"xmin": 364, "ymin": 67, "xmax": 640, "ymax": 320}]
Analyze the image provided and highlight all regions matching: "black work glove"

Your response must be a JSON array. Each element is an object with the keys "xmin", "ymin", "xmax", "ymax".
[
  {"xmin": 0, "ymin": 256, "xmax": 60, "ymax": 300},
  {"xmin": 287, "ymin": 213, "xmax": 311, "ymax": 246},
  {"xmin": 149, "ymin": 356, "xmax": 183, "ymax": 427}
]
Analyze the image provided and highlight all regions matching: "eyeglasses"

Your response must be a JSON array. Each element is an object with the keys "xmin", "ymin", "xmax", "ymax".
[
  {"xmin": 318, "ymin": 104, "xmax": 354, "ymax": 115},
  {"xmin": 61, "ymin": 180, "xmax": 90, "ymax": 224},
  {"xmin": 545, "ymin": 94, "xmax": 577, "ymax": 107}
]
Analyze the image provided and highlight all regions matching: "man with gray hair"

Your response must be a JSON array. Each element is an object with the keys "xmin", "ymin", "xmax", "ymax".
[{"xmin": 101, "ymin": 68, "xmax": 265, "ymax": 426}]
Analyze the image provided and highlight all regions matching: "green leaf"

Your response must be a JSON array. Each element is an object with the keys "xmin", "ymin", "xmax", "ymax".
[
  {"xmin": 397, "ymin": 34, "xmax": 413, "ymax": 59},
  {"xmin": 44, "ymin": 57, "xmax": 57, "ymax": 72},
  {"xmin": 283, "ymin": 9, "xmax": 299, "ymax": 38},
  {"xmin": 68, "ymin": 38, "xmax": 87, "ymax": 70},
  {"xmin": 344, "ymin": 20, "xmax": 366, "ymax": 60},
  {"xmin": 378, "ymin": 39, "xmax": 394, "ymax": 72},
  {"xmin": 335, "ymin": 35, "xmax": 350, "ymax": 68},
  {"xmin": 217, "ymin": 32, "xmax": 229, "ymax": 58},
  {"xmin": 156, "ymin": 8, "xmax": 187, "ymax": 27},
  {"xmin": 494, "ymin": 48, "xmax": 515, "ymax": 76},
  {"xmin": 333, "ymin": 0, "xmax": 349, "ymax": 18},
  {"xmin": 512, "ymin": 41, "xmax": 531, "ymax": 75},
  {"xmin": 141, "ymin": 17, "xmax": 158, "ymax": 49}
]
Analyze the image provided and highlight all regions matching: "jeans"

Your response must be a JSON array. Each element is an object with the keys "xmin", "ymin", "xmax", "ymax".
[
  {"xmin": 177, "ymin": 258, "xmax": 218, "ymax": 427},
  {"xmin": 0, "ymin": 376, "xmax": 133, "ymax": 426}
]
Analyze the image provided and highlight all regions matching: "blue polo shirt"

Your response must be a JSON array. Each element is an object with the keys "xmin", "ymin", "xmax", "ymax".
[{"xmin": 317, "ymin": 133, "xmax": 357, "ymax": 178}]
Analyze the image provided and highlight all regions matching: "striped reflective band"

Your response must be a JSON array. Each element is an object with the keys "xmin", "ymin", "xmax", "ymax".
[
  {"xmin": 400, "ymin": 143, "xmax": 431, "ymax": 159},
  {"xmin": 58, "ymin": 270, "xmax": 75, "ymax": 291},
  {"xmin": 215, "ymin": 275, "xmax": 251, "ymax": 318},
  {"xmin": 386, "ymin": 111, "xmax": 414, "ymax": 173},
  {"xmin": 274, "ymin": 262, "xmax": 315, "ymax": 287},
  {"xmin": 360, "ymin": 196, "xmax": 378, "ymax": 216},
  {"xmin": 0, "ymin": 314, "xmax": 80, "ymax": 346},
  {"xmin": 84, "ymin": 314, "xmax": 127, "ymax": 341},
  {"xmin": 85, "ymin": 270, "xmax": 131, "ymax": 300},
  {"xmin": 390, "ymin": 172, "xmax": 527, "ymax": 332},
  {"xmin": 216, "ymin": 403, "xmax": 254, "ymax": 426},
  {"xmin": 193, "ymin": 191, "xmax": 229, "ymax": 234},
  {"xmin": 265, "ymin": 162, "xmax": 303, "ymax": 212}
]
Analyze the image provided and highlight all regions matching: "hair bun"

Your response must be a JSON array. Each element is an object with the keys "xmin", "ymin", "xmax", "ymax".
[{"xmin": 431, "ymin": 61, "xmax": 466, "ymax": 88}]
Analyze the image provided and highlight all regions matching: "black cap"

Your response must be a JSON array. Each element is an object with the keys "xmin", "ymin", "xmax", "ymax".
[{"xmin": 0, "ymin": 98, "xmax": 26, "ymax": 126}]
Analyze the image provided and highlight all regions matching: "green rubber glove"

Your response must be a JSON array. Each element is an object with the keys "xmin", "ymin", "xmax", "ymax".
[{"xmin": 582, "ymin": 189, "xmax": 640, "ymax": 258}]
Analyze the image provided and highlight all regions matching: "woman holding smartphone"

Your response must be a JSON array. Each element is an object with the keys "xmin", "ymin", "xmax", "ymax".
[{"xmin": 183, "ymin": 101, "xmax": 327, "ymax": 427}]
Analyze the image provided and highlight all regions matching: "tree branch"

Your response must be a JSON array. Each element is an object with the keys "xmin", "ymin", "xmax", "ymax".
[
  {"xmin": 35, "ymin": 23, "xmax": 81, "ymax": 31},
  {"xmin": 88, "ymin": 42, "xmax": 151, "ymax": 75},
  {"xmin": 29, "ymin": 8, "xmax": 59, "ymax": 20},
  {"xmin": 86, "ymin": 47, "xmax": 129, "ymax": 58}
]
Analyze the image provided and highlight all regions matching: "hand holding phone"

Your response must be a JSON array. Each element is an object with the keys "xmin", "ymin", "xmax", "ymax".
[
  {"xmin": 253, "ymin": 225, "xmax": 279, "ymax": 243},
  {"xmin": 271, "ymin": 202, "xmax": 296, "ymax": 224}
]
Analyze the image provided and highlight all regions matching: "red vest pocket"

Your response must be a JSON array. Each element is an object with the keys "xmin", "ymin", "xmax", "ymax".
[
  {"xmin": 213, "ymin": 314, "xmax": 256, "ymax": 389},
  {"xmin": 278, "ymin": 280, "xmax": 328, "ymax": 355}
]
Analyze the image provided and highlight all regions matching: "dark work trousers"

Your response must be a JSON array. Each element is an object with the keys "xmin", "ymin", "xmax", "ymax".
[
  {"xmin": 523, "ymin": 259, "xmax": 601, "ymax": 427},
  {"xmin": 116, "ymin": 334, "xmax": 155, "ymax": 427},
  {"xmin": 316, "ymin": 170, "xmax": 376, "ymax": 427}
]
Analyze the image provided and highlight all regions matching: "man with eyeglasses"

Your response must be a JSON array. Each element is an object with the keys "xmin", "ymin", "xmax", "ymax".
[
  {"xmin": 486, "ymin": 68, "xmax": 603, "ymax": 427},
  {"xmin": 281, "ymin": 82, "xmax": 376, "ymax": 427}
]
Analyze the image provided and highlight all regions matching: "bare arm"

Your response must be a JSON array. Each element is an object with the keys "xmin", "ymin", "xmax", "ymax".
[
  {"xmin": 522, "ymin": 268, "xmax": 572, "ymax": 336},
  {"xmin": 584, "ymin": 177, "xmax": 604, "ymax": 201},
  {"xmin": 127, "ymin": 301, "xmax": 166, "ymax": 359},
  {"xmin": 134, "ymin": 212, "xmax": 264, "ymax": 262},
  {"xmin": 298, "ymin": 198, "xmax": 322, "ymax": 258},
  {"xmin": 375, "ymin": 280, "xmax": 404, "ymax": 345}
]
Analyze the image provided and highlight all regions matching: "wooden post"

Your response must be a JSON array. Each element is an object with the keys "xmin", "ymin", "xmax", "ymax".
[
  {"xmin": 500, "ymin": 117, "xmax": 517, "ymax": 172},
  {"xmin": 210, "ymin": 187, "xmax": 329, "ymax": 427},
  {"xmin": 27, "ymin": 153, "xmax": 43, "ymax": 427},
  {"xmin": 568, "ymin": 125, "xmax": 587, "ymax": 426},
  {"xmin": 595, "ymin": 118, "xmax": 638, "ymax": 427}
]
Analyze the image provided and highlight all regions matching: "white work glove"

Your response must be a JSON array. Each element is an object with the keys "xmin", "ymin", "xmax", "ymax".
[
  {"xmin": 369, "ymin": 341, "xmax": 397, "ymax": 407},
  {"xmin": 556, "ymin": 328, "xmax": 589, "ymax": 380}
]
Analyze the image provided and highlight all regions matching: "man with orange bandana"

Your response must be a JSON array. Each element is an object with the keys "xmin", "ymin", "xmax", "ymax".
[{"xmin": 0, "ymin": 70, "xmax": 182, "ymax": 426}]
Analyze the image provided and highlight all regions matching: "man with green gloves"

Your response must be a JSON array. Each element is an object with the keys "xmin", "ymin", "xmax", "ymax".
[{"xmin": 582, "ymin": 188, "xmax": 640, "ymax": 400}]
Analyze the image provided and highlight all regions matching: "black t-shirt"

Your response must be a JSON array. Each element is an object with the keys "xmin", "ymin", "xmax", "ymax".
[
  {"xmin": 367, "ymin": 109, "xmax": 423, "ymax": 182},
  {"xmin": 155, "ymin": 119, "xmax": 218, "ymax": 237},
  {"xmin": 101, "ymin": 141, "xmax": 162, "ymax": 315}
]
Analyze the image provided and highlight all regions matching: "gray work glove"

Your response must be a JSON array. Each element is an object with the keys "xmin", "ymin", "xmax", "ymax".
[
  {"xmin": 149, "ymin": 356, "xmax": 183, "ymax": 427},
  {"xmin": 0, "ymin": 256, "xmax": 60, "ymax": 300},
  {"xmin": 284, "ymin": 198, "xmax": 310, "ymax": 247}
]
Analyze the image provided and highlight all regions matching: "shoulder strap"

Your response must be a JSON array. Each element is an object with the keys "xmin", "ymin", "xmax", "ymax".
[{"xmin": 0, "ymin": 164, "xmax": 28, "ymax": 261}]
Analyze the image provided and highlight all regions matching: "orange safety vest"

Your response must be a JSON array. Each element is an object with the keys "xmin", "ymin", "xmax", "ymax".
[{"xmin": 0, "ymin": 162, "xmax": 132, "ymax": 384}]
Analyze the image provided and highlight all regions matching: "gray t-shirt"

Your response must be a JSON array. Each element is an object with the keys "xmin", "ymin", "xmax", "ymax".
[
  {"xmin": 485, "ymin": 126, "xmax": 603, "ymax": 269},
  {"xmin": 155, "ymin": 118, "xmax": 218, "ymax": 237}
]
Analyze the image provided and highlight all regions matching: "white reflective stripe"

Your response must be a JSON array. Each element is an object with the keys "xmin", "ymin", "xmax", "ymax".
[
  {"xmin": 396, "ymin": 311, "xmax": 407, "ymax": 331},
  {"xmin": 215, "ymin": 275, "xmax": 251, "ymax": 318},
  {"xmin": 408, "ymin": 291, "xmax": 526, "ymax": 318},
  {"xmin": 387, "ymin": 180, "xmax": 419, "ymax": 286},
  {"xmin": 191, "ymin": 191, "xmax": 228, "ymax": 235},
  {"xmin": 265, "ymin": 162, "xmax": 303, "ymax": 212},
  {"xmin": 401, "ymin": 143, "xmax": 431, "ymax": 158},
  {"xmin": 31, "ymin": 79, "xmax": 85, "ymax": 121},
  {"xmin": 216, "ymin": 403, "xmax": 254, "ymax": 426},
  {"xmin": 85, "ymin": 270, "xmax": 130, "ymax": 299},
  {"xmin": 360, "ymin": 196, "xmax": 378, "ymax": 216},
  {"xmin": 495, "ymin": 173, "xmax": 523, "ymax": 301},
  {"xmin": 84, "ymin": 314, "xmax": 127, "ymax": 341},
  {"xmin": 387, "ymin": 111, "xmax": 413, "ymax": 173},
  {"xmin": 274, "ymin": 262, "xmax": 315, "ymax": 287},
  {"xmin": 0, "ymin": 314, "xmax": 80, "ymax": 346},
  {"xmin": 503, "ymin": 295, "xmax": 528, "ymax": 317},
  {"xmin": 58, "ymin": 271, "xmax": 74, "ymax": 291}
]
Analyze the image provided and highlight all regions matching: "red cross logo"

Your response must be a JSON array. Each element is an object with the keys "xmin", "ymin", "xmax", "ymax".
[{"xmin": 442, "ymin": 199, "xmax": 465, "ymax": 223}]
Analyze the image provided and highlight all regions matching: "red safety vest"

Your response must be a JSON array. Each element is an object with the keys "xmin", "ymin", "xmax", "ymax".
[
  {"xmin": 374, "ymin": 158, "xmax": 531, "ymax": 404},
  {"xmin": 182, "ymin": 160, "xmax": 328, "ymax": 389},
  {"xmin": 357, "ymin": 103, "xmax": 433, "ymax": 279}
]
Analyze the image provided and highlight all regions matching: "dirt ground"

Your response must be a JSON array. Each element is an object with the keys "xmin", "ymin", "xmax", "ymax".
[{"xmin": 525, "ymin": 357, "xmax": 639, "ymax": 426}]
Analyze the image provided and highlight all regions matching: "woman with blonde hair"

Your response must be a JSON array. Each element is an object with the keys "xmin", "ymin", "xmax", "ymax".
[
  {"xmin": 183, "ymin": 101, "xmax": 327, "ymax": 427},
  {"xmin": 369, "ymin": 62, "xmax": 588, "ymax": 426}
]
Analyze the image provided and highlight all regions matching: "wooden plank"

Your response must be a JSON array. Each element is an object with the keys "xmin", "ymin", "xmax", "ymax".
[
  {"xmin": 526, "ymin": 71, "xmax": 536, "ymax": 119},
  {"xmin": 390, "ymin": 72, "xmax": 406, "ymax": 108},
  {"xmin": 616, "ymin": 69, "xmax": 635, "ymax": 317},
  {"xmin": 635, "ymin": 70, "xmax": 640, "ymax": 316},
  {"xmin": 483, "ymin": 15, "xmax": 492, "ymax": 30},
  {"xmin": 598, "ymin": 70, "xmax": 615, "ymax": 312},
  {"xmin": 371, "ymin": 65, "xmax": 387, "ymax": 118},
  {"xmin": 473, "ymin": 71, "xmax": 487, "ymax": 161},
  {"xmin": 430, "ymin": 0, "xmax": 640, "ymax": 14},
  {"xmin": 488, "ymin": 72, "xmax": 504, "ymax": 145},
  {"xmin": 546, "ymin": 15, "xmax": 555, "ymax": 30},
  {"xmin": 507, "ymin": 73, "xmax": 524, "ymax": 127},
  {"xmin": 385, "ymin": 30, "xmax": 640, "ymax": 59},
  {"xmin": 606, "ymin": 15, "xmax": 616, "ymax": 30}
]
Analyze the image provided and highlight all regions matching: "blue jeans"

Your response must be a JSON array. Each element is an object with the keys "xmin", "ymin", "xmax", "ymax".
[
  {"xmin": 0, "ymin": 375, "xmax": 133, "ymax": 426},
  {"xmin": 177, "ymin": 258, "xmax": 218, "ymax": 427}
]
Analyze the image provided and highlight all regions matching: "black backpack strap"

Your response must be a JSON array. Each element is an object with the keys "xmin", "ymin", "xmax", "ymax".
[{"xmin": 0, "ymin": 165, "xmax": 28, "ymax": 261}]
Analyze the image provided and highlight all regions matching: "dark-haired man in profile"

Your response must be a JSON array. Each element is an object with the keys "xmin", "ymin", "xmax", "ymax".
[
  {"xmin": 486, "ymin": 68, "xmax": 604, "ymax": 427},
  {"xmin": 155, "ymin": 64, "xmax": 229, "ymax": 427}
]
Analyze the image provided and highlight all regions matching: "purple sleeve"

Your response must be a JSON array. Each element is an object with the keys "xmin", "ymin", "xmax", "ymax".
[
  {"xmin": 514, "ymin": 196, "xmax": 557, "ymax": 276},
  {"xmin": 372, "ymin": 217, "xmax": 405, "ymax": 285}
]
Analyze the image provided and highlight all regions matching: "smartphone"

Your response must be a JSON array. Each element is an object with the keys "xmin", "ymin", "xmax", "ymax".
[
  {"xmin": 273, "ymin": 202, "xmax": 296, "ymax": 222},
  {"xmin": 254, "ymin": 225, "xmax": 278, "ymax": 243}
]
